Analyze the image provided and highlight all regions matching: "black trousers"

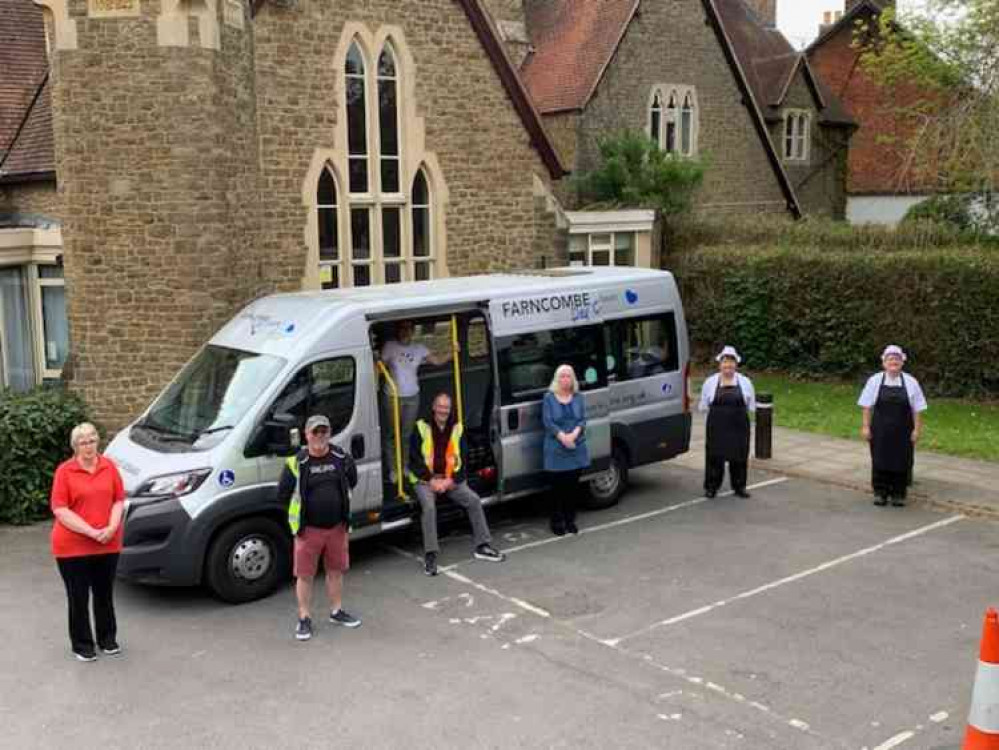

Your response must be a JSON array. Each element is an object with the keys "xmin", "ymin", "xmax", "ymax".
[
  {"xmin": 705, "ymin": 456, "xmax": 748, "ymax": 493},
  {"xmin": 56, "ymin": 553, "xmax": 119, "ymax": 654},
  {"xmin": 872, "ymin": 467, "xmax": 908, "ymax": 499},
  {"xmin": 548, "ymin": 470, "xmax": 582, "ymax": 529}
]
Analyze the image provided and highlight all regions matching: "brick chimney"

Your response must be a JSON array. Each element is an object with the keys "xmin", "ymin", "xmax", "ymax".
[
  {"xmin": 818, "ymin": 8, "xmax": 844, "ymax": 37},
  {"xmin": 744, "ymin": 0, "xmax": 777, "ymax": 28}
]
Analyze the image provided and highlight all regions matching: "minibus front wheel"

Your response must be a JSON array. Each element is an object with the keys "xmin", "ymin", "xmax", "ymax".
[
  {"xmin": 585, "ymin": 446, "xmax": 629, "ymax": 509},
  {"xmin": 205, "ymin": 517, "xmax": 291, "ymax": 604}
]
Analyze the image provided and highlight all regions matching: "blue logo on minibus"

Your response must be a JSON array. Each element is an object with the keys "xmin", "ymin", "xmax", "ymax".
[
  {"xmin": 219, "ymin": 470, "xmax": 235, "ymax": 488},
  {"xmin": 625, "ymin": 289, "xmax": 639, "ymax": 305}
]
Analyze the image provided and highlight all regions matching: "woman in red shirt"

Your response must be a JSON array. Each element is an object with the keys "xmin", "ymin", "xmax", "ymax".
[{"xmin": 50, "ymin": 422, "xmax": 126, "ymax": 662}]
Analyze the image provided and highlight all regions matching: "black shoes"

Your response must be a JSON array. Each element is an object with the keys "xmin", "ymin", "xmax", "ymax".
[
  {"xmin": 551, "ymin": 522, "xmax": 566, "ymax": 537},
  {"xmin": 734, "ymin": 488, "xmax": 751, "ymax": 499},
  {"xmin": 890, "ymin": 497, "xmax": 906, "ymax": 507},
  {"xmin": 329, "ymin": 609, "xmax": 362, "ymax": 628},
  {"xmin": 474, "ymin": 544, "xmax": 506, "ymax": 562},
  {"xmin": 74, "ymin": 649, "xmax": 97, "ymax": 662},
  {"xmin": 99, "ymin": 642, "xmax": 121, "ymax": 656},
  {"xmin": 565, "ymin": 521, "xmax": 579, "ymax": 534},
  {"xmin": 425, "ymin": 551, "xmax": 438, "ymax": 576},
  {"xmin": 295, "ymin": 617, "xmax": 313, "ymax": 641},
  {"xmin": 705, "ymin": 489, "xmax": 717, "ymax": 499}
]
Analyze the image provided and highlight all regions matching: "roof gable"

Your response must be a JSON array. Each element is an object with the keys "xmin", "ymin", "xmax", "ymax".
[
  {"xmin": 715, "ymin": 0, "xmax": 853, "ymax": 125},
  {"xmin": 252, "ymin": 0, "xmax": 566, "ymax": 179},
  {"xmin": 519, "ymin": 0, "xmax": 639, "ymax": 114},
  {"xmin": 807, "ymin": 0, "xmax": 891, "ymax": 54}
]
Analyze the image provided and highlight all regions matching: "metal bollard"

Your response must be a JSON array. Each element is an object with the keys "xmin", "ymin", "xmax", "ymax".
[{"xmin": 755, "ymin": 393, "xmax": 773, "ymax": 460}]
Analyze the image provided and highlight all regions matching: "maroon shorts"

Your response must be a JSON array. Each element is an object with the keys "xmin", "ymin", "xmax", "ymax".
[{"xmin": 293, "ymin": 525, "xmax": 349, "ymax": 578}]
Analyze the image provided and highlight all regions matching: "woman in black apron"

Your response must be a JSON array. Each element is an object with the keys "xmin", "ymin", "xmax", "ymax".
[
  {"xmin": 699, "ymin": 346, "xmax": 756, "ymax": 499},
  {"xmin": 858, "ymin": 345, "xmax": 927, "ymax": 506}
]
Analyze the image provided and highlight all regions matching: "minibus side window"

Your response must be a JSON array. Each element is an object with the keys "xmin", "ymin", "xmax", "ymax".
[
  {"xmin": 604, "ymin": 313, "xmax": 679, "ymax": 382},
  {"xmin": 497, "ymin": 325, "xmax": 606, "ymax": 405},
  {"xmin": 270, "ymin": 356, "xmax": 357, "ymax": 435}
]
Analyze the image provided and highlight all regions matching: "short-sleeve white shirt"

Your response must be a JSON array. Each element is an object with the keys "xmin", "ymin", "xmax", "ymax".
[
  {"xmin": 381, "ymin": 340, "xmax": 429, "ymax": 398},
  {"xmin": 857, "ymin": 372, "xmax": 928, "ymax": 412}
]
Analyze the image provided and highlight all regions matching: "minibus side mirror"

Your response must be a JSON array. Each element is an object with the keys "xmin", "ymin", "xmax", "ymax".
[{"xmin": 246, "ymin": 412, "xmax": 300, "ymax": 458}]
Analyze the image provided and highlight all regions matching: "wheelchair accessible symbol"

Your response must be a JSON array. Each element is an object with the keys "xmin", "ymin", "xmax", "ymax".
[{"xmin": 219, "ymin": 469, "xmax": 236, "ymax": 488}]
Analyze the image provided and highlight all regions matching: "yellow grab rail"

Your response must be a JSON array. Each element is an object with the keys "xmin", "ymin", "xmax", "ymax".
[
  {"xmin": 450, "ymin": 315, "xmax": 464, "ymax": 426},
  {"xmin": 376, "ymin": 360, "xmax": 408, "ymax": 500}
]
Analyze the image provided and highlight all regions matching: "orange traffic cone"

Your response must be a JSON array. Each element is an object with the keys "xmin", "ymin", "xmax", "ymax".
[{"xmin": 964, "ymin": 608, "xmax": 999, "ymax": 749}]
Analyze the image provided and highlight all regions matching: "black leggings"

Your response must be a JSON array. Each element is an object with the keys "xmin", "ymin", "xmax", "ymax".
[
  {"xmin": 56, "ymin": 553, "xmax": 119, "ymax": 653},
  {"xmin": 548, "ymin": 470, "xmax": 582, "ymax": 528}
]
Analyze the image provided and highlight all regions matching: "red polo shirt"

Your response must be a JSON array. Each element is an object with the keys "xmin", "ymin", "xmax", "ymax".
[{"xmin": 50, "ymin": 455, "xmax": 126, "ymax": 558}]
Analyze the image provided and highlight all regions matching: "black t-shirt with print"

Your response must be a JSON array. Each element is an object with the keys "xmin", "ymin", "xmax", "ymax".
[{"xmin": 302, "ymin": 452, "xmax": 347, "ymax": 528}]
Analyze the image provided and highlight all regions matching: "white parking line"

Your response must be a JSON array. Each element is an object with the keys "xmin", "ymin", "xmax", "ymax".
[
  {"xmin": 496, "ymin": 476, "xmax": 790, "ymax": 557},
  {"xmin": 606, "ymin": 514, "xmax": 966, "ymax": 646}
]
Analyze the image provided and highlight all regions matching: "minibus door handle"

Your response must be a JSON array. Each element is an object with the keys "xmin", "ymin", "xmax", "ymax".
[
  {"xmin": 350, "ymin": 434, "xmax": 365, "ymax": 459},
  {"xmin": 507, "ymin": 409, "xmax": 519, "ymax": 432}
]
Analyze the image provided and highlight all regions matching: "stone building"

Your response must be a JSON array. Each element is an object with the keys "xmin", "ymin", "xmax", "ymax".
[
  {"xmin": 482, "ymin": 0, "xmax": 854, "ymax": 265},
  {"xmin": 3, "ymin": 0, "xmax": 568, "ymax": 429}
]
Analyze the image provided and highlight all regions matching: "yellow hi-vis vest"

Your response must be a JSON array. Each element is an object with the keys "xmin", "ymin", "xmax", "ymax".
[
  {"xmin": 286, "ymin": 454, "xmax": 304, "ymax": 535},
  {"xmin": 407, "ymin": 420, "xmax": 463, "ymax": 483}
]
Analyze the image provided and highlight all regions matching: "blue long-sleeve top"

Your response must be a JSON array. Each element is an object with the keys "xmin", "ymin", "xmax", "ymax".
[{"xmin": 542, "ymin": 392, "xmax": 591, "ymax": 472}]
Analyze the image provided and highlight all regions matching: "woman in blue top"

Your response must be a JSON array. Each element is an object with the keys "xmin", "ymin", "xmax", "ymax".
[{"xmin": 542, "ymin": 364, "xmax": 590, "ymax": 536}]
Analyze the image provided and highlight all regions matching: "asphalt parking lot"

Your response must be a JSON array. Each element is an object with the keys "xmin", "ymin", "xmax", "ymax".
[{"xmin": 1, "ymin": 462, "xmax": 995, "ymax": 750}]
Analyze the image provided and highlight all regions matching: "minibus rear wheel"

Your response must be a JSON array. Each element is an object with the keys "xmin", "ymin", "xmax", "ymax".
[
  {"xmin": 205, "ymin": 517, "xmax": 291, "ymax": 604},
  {"xmin": 584, "ymin": 446, "xmax": 628, "ymax": 509}
]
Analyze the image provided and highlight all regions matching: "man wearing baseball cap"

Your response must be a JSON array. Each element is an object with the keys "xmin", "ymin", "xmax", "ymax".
[{"xmin": 277, "ymin": 414, "xmax": 360, "ymax": 641}]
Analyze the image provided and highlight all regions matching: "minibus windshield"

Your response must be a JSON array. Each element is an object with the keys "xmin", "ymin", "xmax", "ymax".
[{"xmin": 133, "ymin": 345, "xmax": 286, "ymax": 448}]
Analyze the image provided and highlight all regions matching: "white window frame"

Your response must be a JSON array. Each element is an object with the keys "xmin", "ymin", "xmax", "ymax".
[
  {"xmin": 327, "ymin": 37, "xmax": 437, "ymax": 288},
  {"xmin": 648, "ymin": 84, "xmax": 698, "ymax": 157},
  {"xmin": 782, "ymin": 109, "xmax": 811, "ymax": 163},
  {"xmin": 0, "ymin": 227, "xmax": 66, "ymax": 386},
  {"xmin": 568, "ymin": 232, "xmax": 635, "ymax": 267}
]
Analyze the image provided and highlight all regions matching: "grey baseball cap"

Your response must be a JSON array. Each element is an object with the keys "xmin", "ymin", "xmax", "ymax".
[{"xmin": 304, "ymin": 414, "xmax": 331, "ymax": 433}]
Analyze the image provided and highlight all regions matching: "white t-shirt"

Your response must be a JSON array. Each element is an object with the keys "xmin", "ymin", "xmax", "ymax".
[
  {"xmin": 857, "ymin": 372, "xmax": 928, "ymax": 412},
  {"xmin": 381, "ymin": 340, "xmax": 430, "ymax": 397}
]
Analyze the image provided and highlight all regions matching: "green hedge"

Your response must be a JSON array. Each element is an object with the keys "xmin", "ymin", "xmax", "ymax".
[
  {"xmin": 0, "ymin": 387, "xmax": 91, "ymax": 525},
  {"xmin": 670, "ymin": 245, "xmax": 999, "ymax": 398}
]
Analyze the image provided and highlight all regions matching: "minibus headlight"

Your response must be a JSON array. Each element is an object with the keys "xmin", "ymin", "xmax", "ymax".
[{"xmin": 132, "ymin": 469, "xmax": 212, "ymax": 503}]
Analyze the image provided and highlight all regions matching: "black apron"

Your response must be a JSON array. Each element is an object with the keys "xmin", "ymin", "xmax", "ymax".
[
  {"xmin": 706, "ymin": 383, "xmax": 750, "ymax": 461},
  {"xmin": 870, "ymin": 374, "xmax": 914, "ymax": 473}
]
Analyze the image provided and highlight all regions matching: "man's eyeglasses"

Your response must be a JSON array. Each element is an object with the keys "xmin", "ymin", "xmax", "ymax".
[{"xmin": 310, "ymin": 427, "xmax": 331, "ymax": 436}]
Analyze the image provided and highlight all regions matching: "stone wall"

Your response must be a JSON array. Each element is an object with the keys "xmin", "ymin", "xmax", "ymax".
[
  {"xmin": 252, "ymin": 0, "xmax": 558, "ymax": 285},
  {"xmin": 42, "ymin": 0, "xmax": 265, "ymax": 431},
  {"xmin": 0, "ymin": 180, "xmax": 61, "ymax": 223},
  {"xmin": 574, "ymin": 1, "xmax": 789, "ymax": 216}
]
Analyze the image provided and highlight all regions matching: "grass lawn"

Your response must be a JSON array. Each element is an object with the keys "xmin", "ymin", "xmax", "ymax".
[{"xmin": 746, "ymin": 374, "xmax": 998, "ymax": 463}]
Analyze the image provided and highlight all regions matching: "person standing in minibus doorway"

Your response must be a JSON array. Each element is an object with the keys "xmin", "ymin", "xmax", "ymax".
[
  {"xmin": 380, "ymin": 320, "xmax": 454, "ymax": 484},
  {"xmin": 858, "ymin": 345, "xmax": 927, "ymax": 507},
  {"xmin": 699, "ymin": 346, "xmax": 756, "ymax": 499},
  {"xmin": 278, "ymin": 415, "xmax": 361, "ymax": 641},
  {"xmin": 542, "ymin": 364, "xmax": 590, "ymax": 536},
  {"xmin": 50, "ymin": 423, "xmax": 126, "ymax": 662}
]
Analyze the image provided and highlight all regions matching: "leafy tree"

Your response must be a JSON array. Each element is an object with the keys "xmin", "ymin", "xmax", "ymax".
[
  {"xmin": 573, "ymin": 130, "xmax": 706, "ymax": 217},
  {"xmin": 858, "ymin": 0, "xmax": 998, "ymax": 227}
]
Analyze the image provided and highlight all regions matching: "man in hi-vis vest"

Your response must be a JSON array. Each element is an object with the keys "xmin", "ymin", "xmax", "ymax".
[
  {"xmin": 409, "ymin": 392, "xmax": 506, "ymax": 577},
  {"xmin": 277, "ymin": 414, "xmax": 360, "ymax": 641}
]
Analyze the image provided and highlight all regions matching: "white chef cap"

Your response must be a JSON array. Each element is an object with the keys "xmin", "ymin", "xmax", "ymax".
[
  {"xmin": 715, "ymin": 345, "xmax": 742, "ymax": 363},
  {"xmin": 881, "ymin": 344, "xmax": 907, "ymax": 362}
]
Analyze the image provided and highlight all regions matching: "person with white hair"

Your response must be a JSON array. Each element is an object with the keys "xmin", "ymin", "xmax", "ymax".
[
  {"xmin": 542, "ymin": 364, "xmax": 590, "ymax": 535},
  {"xmin": 49, "ymin": 422, "xmax": 126, "ymax": 662},
  {"xmin": 699, "ymin": 346, "xmax": 756, "ymax": 498},
  {"xmin": 858, "ymin": 345, "xmax": 928, "ymax": 506}
]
